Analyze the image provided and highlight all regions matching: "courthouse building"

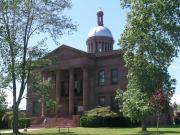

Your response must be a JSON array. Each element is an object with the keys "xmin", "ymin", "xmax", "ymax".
[{"xmin": 26, "ymin": 9, "xmax": 127, "ymax": 117}]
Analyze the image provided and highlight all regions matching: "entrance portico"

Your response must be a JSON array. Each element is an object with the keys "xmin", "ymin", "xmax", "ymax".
[{"xmin": 54, "ymin": 66, "xmax": 89, "ymax": 116}]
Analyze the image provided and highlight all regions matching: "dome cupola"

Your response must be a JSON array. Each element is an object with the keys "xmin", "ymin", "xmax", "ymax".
[
  {"xmin": 97, "ymin": 8, "xmax": 104, "ymax": 26},
  {"xmin": 86, "ymin": 9, "xmax": 114, "ymax": 53}
]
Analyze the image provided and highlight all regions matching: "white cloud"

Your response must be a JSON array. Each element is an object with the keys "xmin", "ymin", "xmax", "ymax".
[
  {"xmin": 169, "ymin": 65, "xmax": 179, "ymax": 69},
  {"xmin": 171, "ymin": 94, "xmax": 180, "ymax": 104}
]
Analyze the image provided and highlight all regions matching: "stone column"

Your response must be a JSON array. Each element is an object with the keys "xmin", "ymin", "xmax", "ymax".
[
  {"xmin": 69, "ymin": 69, "xmax": 74, "ymax": 115},
  {"xmin": 93, "ymin": 40, "xmax": 96, "ymax": 53},
  {"xmin": 56, "ymin": 70, "xmax": 61, "ymax": 103},
  {"xmin": 102, "ymin": 41, "xmax": 105, "ymax": 51},
  {"xmin": 83, "ymin": 68, "xmax": 89, "ymax": 111}
]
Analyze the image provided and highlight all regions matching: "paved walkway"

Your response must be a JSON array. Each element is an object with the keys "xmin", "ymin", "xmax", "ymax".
[{"xmin": 0, "ymin": 128, "xmax": 42, "ymax": 134}]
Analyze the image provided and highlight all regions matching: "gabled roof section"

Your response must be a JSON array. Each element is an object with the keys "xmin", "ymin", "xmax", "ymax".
[
  {"xmin": 48, "ymin": 44, "xmax": 95, "ymax": 60},
  {"xmin": 47, "ymin": 44, "xmax": 123, "ymax": 61},
  {"xmin": 51, "ymin": 44, "xmax": 87, "ymax": 55}
]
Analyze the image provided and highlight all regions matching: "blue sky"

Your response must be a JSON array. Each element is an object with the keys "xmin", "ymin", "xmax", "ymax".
[{"xmin": 5, "ymin": 0, "xmax": 180, "ymax": 109}]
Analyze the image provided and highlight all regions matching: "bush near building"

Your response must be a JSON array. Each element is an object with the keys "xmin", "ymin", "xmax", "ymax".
[
  {"xmin": 80, "ymin": 107, "xmax": 140, "ymax": 127},
  {"xmin": 0, "ymin": 110, "xmax": 8, "ymax": 129},
  {"xmin": 175, "ymin": 112, "xmax": 180, "ymax": 125},
  {"xmin": 1, "ymin": 111, "xmax": 31, "ymax": 129},
  {"xmin": 18, "ymin": 118, "xmax": 31, "ymax": 128}
]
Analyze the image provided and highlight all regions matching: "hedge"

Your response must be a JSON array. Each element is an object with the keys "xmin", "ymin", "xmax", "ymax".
[
  {"xmin": 0, "ymin": 120, "xmax": 8, "ymax": 129},
  {"xmin": 80, "ymin": 107, "xmax": 140, "ymax": 127},
  {"xmin": 18, "ymin": 118, "xmax": 31, "ymax": 128},
  {"xmin": 0, "ymin": 111, "xmax": 8, "ymax": 129},
  {"xmin": 80, "ymin": 115, "xmax": 140, "ymax": 127},
  {"xmin": 175, "ymin": 117, "xmax": 180, "ymax": 125}
]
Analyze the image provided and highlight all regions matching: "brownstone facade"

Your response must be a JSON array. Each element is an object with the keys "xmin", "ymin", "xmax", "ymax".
[{"xmin": 26, "ymin": 10, "xmax": 128, "ymax": 117}]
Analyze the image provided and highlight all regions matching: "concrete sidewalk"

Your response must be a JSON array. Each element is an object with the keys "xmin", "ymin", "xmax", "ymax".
[{"xmin": 0, "ymin": 128, "xmax": 42, "ymax": 134}]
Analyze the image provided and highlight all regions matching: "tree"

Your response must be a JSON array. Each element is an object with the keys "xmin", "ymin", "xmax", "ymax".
[
  {"xmin": 2, "ymin": 111, "xmax": 28, "ymax": 129},
  {"xmin": 177, "ymin": 104, "xmax": 180, "ymax": 111},
  {"xmin": 0, "ymin": 0, "xmax": 77, "ymax": 133},
  {"xmin": 30, "ymin": 73, "xmax": 56, "ymax": 117},
  {"xmin": 173, "ymin": 101, "xmax": 178, "ymax": 123},
  {"xmin": 118, "ymin": 0, "xmax": 179, "ymax": 131},
  {"xmin": 0, "ymin": 90, "xmax": 7, "ymax": 112},
  {"xmin": 115, "ymin": 89, "xmax": 150, "ymax": 131},
  {"xmin": 0, "ymin": 80, "xmax": 8, "ymax": 129},
  {"xmin": 150, "ymin": 89, "xmax": 169, "ymax": 135}
]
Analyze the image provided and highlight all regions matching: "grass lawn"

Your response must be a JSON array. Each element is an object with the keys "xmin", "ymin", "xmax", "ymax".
[{"xmin": 1, "ymin": 126, "xmax": 180, "ymax": 135}]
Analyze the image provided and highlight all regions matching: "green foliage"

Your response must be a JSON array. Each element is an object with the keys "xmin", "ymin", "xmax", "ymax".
[
  {"xmin": 116, "ymin": 89, "xmax": 150, "ymax": 122},
  {"xmin": 175, "ymin": 117, "xmax": 180, "ymax": 125},
  {"xmin": 118, "ymin": 0, "xmax": 179, "ymax": 129},
  {"xmin": 2, "ymin": 111, "xmax": 30, "ymax": 128},
  {"xmin": 19, "ymin": 111, "xmax": 27, "ymax": 118},
  {"xmin": 31, "ymin": 73, "xmax": 57, "ymax": 115},
  {"xmin": 80, "ymin": 115, "xmax": 140, "ymax": 127},
  {"xmin": 84, "ymin": 107, "xmax": 118, "ymax": 117},
  {"xmin": 45, "ymin": 99, "xmax": 57, "ymax": 112},
  {"xmin": 177, "ymin": 105, "xmax": 180, "ymax": 111},
  {"xmin": 81, "ymin": 107, "xmax": 118, "ymax": 127},
  {"xmin": 0, "ymin": 90, "xmax": 7, "ymax": 111},
  {"xmin": 5, "ymin": 126, "xmax": 180, "ymax": 135},
  {"xmin": 80, "ymin": 116, "xmax": 103, "ymax": 127},
  {"xmin": 18, "ymin": 118, "xmax": 31, "ymax": 128},
  {"xmin": 31, "ymin": 73, "xmax": 53, "ymax": 96},
  {"xmin": 80, "ymin": 107, "xmax": 140, "ymax": 127},
  {"xmin": 0, "ymin": 109, "xmax": 8, "ymax": 129},
  {"xmin": 2, "ymin": 111, "xmax": 13, "ymax": 128},
  {"xmin": 0, "ymin": 0, "xmax": 77, "ymax": 132},
  {"xmin": 2, "ymin": 111, "xmax": 13, "ymax": 124}
]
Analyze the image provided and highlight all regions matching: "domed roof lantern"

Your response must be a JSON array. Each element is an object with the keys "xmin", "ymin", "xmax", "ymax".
[
  {"xmin": 86, "ymin": 9, "xmax": 114, "ymax": 53},
  {"xmin": 97, "ymin": 8, "xmax": 104, "ymax": 26}
]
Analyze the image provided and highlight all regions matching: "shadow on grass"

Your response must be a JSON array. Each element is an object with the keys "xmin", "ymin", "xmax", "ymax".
[
  {"xmin": 137, "ymin": 130, "xmax": 180, "ymax": 135},
  {"xmin": 146, "ymin": 124, "xmax": 180, "ymax": 129}
]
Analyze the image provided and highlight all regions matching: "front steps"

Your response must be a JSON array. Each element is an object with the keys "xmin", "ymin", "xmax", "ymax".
[{"xmin": 30, "ymin": 116, "xmax": 79, "ymax": 128}]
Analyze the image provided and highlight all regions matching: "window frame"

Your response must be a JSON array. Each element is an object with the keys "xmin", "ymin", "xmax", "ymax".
[
  {"xmin": 98, "ymin": 69, "xmax": 105, "ymax": 86},
  {"xmin": 111, "ymin": 68, "xmax": 118, "ymax": 85},
  {"xmin": 98, "ymin": 96, "xmax": 105, "ymax": 107}
]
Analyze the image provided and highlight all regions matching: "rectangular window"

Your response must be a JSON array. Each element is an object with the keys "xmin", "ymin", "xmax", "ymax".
[
  {"xmin": 32, "ymin": 101, "xmax": 41, "ymax": 116},
  {"xmin": 98, "ymin": 70, "xmax": 105, "ymax": 86},
  {"xmin": 111, "ymin": 69, "xmax": 118, "ymax": 84},
  {"xmin": 98, "ymin": 96, "xmax": 105, "ymax": 107}
]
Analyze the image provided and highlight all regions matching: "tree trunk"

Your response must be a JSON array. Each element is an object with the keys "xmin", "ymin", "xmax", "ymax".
[
  {"xmin": 12, "ymin": 71, "xmax": 19, "ymax": 134},
  {"xmin": 13, "ymin": 103, "xmax": 19, "ymax": 134},
  {"xmin": 41, "ymin": 97, "xmax": 45, "ymax": 117},
  {"xmin": 157, "ymin": 113, "xmax": 160, "ymax": 135},
  {"xmin": 141, "ymin": 118, "xmax": 147, "ymax": 132}
]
